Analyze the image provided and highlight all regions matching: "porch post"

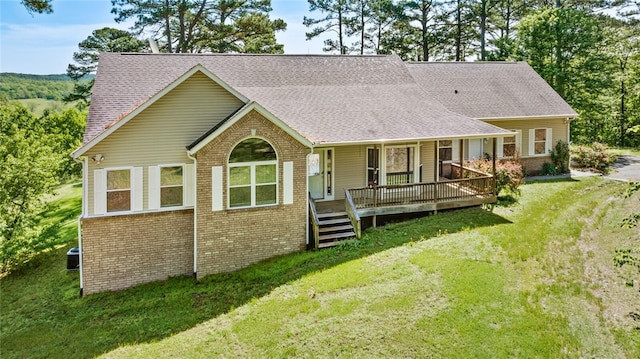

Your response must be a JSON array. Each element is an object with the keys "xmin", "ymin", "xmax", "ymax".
[
  {"xmin": 459, "ymin": 139, "xmax": 464, "ymax": 178},
  {"xmin": 434, "ymin": 141, "xmax": 439, "ymax": 214},
  {"xmin": 492, "ymin": 137, "xmax": 497, "ymax": 196}
]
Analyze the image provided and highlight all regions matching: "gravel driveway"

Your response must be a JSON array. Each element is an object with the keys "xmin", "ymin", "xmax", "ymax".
[{"xmin": 608, "ymin": 155, "xmax": 640, "ymax": 182}]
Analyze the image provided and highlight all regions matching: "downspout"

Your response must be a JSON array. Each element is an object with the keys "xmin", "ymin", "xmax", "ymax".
[
  {"xmin": 305, "ymin": 146, "xmax": 314, "ymax": 246},
  {"xmin": 73, "ymin": 156, "xmax": 88, "ymax": 297},
  {"xmin": 187, "ymin": 152, "xmax": 198, "ymax": 280}
]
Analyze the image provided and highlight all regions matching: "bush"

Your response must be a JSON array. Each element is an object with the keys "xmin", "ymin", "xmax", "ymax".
[
  {"xmin": 550, "ymin": 140, "xmax": 570, "ymax": 173},
  {"xmin": 541, "ymin": 162, "xmax": 558, "ymax": 176},
  {"xmin": 571, "ymin": 142, "xmax": 617, "ymax": 174},
  {"xmin": 467, "ymin": 156, "xmax": 525, "ymax": 197}
]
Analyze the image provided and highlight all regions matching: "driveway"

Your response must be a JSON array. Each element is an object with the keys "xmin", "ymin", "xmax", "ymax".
[{"xmin": 607, "ymin": 155, "xmax": 640, "ymax": 182}]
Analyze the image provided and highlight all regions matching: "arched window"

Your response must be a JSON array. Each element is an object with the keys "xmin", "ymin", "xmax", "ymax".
[{"xmin": 228, "ymin": 138, "xmax": 277, "ymax": 208}]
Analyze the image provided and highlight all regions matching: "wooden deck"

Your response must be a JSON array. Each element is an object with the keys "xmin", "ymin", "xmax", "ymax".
[{"xmin": 309, "ymin": 173, "xmax": 496, "ymax": 249}]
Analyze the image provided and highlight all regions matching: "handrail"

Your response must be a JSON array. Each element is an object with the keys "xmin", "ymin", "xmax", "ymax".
[
  {"xmin": 344, "ymin": 189, "xmax": 362, "ymax": 239},
  {"xmin": 308, "ymin": 193, "xmax": 321, "ymax": 249},
  {"xmin": 451, "ymin": 163, "xmax": 491, "ymax": 178},
  {"xmin": 348, "ymin": 175, "xmax": 494, "ymax": 210}
]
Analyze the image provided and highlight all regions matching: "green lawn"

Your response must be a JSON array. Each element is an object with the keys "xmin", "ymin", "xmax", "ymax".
[{"xmin": 1, "ymin": 177, "xmax": 639, "ymax": 358}]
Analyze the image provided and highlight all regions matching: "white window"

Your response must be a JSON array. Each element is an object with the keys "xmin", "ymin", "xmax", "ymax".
[
  {"xmin": 438, "ymin": 140, "xmax": 460, "ymax": 162},
  {"xmin": 497, "ymin": 130, "xmax": 522, "ymax": 158},
  {"xmin": 529, "ymin": 128, "xmax": 552, "ymax": 156},
  {"xmin": 94, "ymin": 167, "xmax": 143, "ymax": 215},
  {"xmin": 228, "ymin": 138, "xmax": 278, "ymax": 208},
  {"xmin": 106, "ymin": 169, "xmax": 131, "ymax": 212},
  {"xmin": 149, "ymin": 164, "xmax": 194, "ymax": 210}
]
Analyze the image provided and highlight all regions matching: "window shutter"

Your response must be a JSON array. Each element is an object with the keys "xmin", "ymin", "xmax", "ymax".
[
  {"xmin": 496, "ymin": 138, "xmax": 504, "ymax": 158},
  {"xmin": 148, "ymin": 166, "xmax": 160, "ymax": 210},
  {"xmin": 184, "ymin": 164, "xmax": 195, "ymax": 207},
  {"xmin": 528, "ymin": 129, "xmax": 535, "ymax": 156},
  {"xmin": 212, "ymin": 166, "xmax": 223, "ymax": 211},
  {"xmin": 545, "ymin": 128, "xmax": 553, "ymax": 154},
  {"xmin": 94, "ymin": 169, "xmax": 106, "ymax": 215},
  {"xmin": 283, "ymin": 161, "xmax": 294, "ymax": 205},
  {"xmin": 132, "ymin": 167, "xmax": 143, "ymax": 211},
  {"xmin": 515, "ymin": 130, "xmax": 522, "ymax": 155}
]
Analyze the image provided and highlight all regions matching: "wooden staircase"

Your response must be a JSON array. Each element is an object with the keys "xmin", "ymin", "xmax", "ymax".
[{"xmin": 316, "ymin": 211, "xmax": 356, "ymax": 248}]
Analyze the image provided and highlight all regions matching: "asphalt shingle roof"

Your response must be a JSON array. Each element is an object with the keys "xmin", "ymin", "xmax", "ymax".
[
  {"xmin": 84, "ymin": 54, "xmax": 541, "ymax": 147},
  {"xmin": 406, "ymin": 61, "xmax": 578, "ymax": 119}
]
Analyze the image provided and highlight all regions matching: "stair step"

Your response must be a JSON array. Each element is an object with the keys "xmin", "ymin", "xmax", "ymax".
[
  {"xmin": 319, "ymin": 231, "xmax": 356, "ymax": 241},
  {"xmin": 319, "ymin": 224, "xmax": 354, "ymax": 233},
  {"xmin": 318, "ymin": 218, "xmax": 350, "ymax": 226},
  {"xmin": 318, "ymin": 238, "xmax": 357, "ymax": 249},
  {"xmin": 318, "ymin": 211, "xmax": 348, "ymax": 219}
]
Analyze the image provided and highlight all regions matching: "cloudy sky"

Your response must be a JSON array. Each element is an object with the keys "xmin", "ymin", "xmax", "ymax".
[{"xmin": 0, "ymin": 0, "xmax": 325, "ymax": 74}]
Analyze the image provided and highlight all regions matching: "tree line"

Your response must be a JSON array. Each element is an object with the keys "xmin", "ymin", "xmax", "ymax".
[
  {"xmin": 0, "ymin": 73, "xmax": 80, "ymax": 101},
  {"xmin": 56, "ymin": 0, "xmax": 639, "ymax": 148}
]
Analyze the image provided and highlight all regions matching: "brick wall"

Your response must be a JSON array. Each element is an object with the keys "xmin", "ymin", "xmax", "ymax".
[
  {"xmin": 521, "ymin": 156, "xmax": 551, "ymax": 176},
  {"xmin": 81, "ymin": 210, "xmax": 194, "ymax": 294},
  {"xmin": 195, "ymin": 109, "xmax": 308, "ymax": 277}
]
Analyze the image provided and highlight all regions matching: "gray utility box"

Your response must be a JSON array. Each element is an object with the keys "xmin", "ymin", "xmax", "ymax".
[{"xmin": 67, "ymin": 247, "xmax": 79, "ymax": 271}]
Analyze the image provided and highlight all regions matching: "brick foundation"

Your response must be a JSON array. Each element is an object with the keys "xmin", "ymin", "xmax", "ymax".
[
  {"xmin": 521, "ymin": 156, "xmax": 552, "ymax": 176},
  {"xmin": 81, "ymin": 210, "xmax": 194, "ymax": 294}
]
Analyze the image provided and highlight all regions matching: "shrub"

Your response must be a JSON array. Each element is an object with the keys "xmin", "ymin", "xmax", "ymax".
[
  {"xmin": 541, "ymin": 162, "xmax": 558, "ymax": 176},
  {"xmin": 467, "ymin": 156, "xmax": 525, "ymax": 197},
  {"xmin": 571, "ymin": 142, "xmax": 617, "ymax": 174},
  {"xmin": 550, "ymin": 140, "xmax": 570, "ymax": 173}
]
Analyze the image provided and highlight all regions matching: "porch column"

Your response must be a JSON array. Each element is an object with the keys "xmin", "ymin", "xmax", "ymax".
[
  {"xmin": 459, "ymin": 139, "xmax": 464, "ymax": 178},
  {"xmin": 492, "ymin": 137, "xmax": 497, "ymax": 195},
  {"xmin": 434, "ymin": 141, "xmax": 439, "ymax": 214}
]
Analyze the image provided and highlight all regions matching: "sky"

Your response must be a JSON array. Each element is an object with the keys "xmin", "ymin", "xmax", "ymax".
[{"xmin": 0, "ymin": 0, "xmax": 325, "ymax": 74}]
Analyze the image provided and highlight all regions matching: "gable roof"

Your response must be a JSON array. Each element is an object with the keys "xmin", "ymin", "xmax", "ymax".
[
  {"xmin": 406, "ymin": 61, "xmax": 578, "ymax": 120},
  {"xmin": 79, "ymin": 53, "xmax": 511, "ymax": 152}
]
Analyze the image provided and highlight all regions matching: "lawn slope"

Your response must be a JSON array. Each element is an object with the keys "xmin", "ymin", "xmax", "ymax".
[{"xmin": 1, "ymin": 177, "xmax": 639, "ymax": 358}]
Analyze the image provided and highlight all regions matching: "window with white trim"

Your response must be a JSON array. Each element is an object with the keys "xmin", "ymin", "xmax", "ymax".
[
  {"xmin": 529, "ymin": 128, "xmax": 552, "ymax": 156},
  {"xmin": 228, "ymin": 138, "xmax": 277, "ymax": 208},
  {"xmin": 439, "ymin": 140, "xmax": 453, "ymax": 161},
  {"xmin": 106, "ymin": 169, "xmax": 131, "ymax": 212},
  {"xmin": 160, "ymin": 166, "xmax": 183, "ymax": 207}
]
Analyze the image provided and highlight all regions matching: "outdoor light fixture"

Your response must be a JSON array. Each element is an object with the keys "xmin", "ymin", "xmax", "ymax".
[{"xmin": 92, "ymin": 154, "xmax": 105, "ymax": 164}]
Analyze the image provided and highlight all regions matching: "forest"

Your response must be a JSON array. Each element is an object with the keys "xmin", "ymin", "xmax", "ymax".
[{"xmin": 0, "ymin": 73, "xmax": 76, "ymax": 101}]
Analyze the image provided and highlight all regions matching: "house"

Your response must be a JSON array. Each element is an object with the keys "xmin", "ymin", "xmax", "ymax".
[{"xmin": 72, "ymin": 53, "xmax": 576, "ymax": 295}]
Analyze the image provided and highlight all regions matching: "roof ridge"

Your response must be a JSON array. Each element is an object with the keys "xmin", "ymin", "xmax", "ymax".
[{"xmin": 116, "ymin": 52, "xmax": 391, "ymax": 58}]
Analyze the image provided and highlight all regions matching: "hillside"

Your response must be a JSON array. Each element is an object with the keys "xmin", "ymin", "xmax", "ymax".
[
  {"xmin": 0, "ymin": 72, "xmax": 94, "ymax": 101},
  {"xmin": 1, "ymin": 177, "xmax": 639, "ymax": 358}
]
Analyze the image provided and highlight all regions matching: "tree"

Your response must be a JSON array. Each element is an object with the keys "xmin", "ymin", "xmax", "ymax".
[
  {"xmin": 65, "ymin": 27, "xmax": 148, "ymax": 106},
  {"xmin": 516, "ymin": 7, "xmax": 612, "ymax": 144},
  {"xmin": 22, "ymin": 0, "xmax": 53, "ymax": 14},
  {"xmin": 400, "ymin": 0, "xmax": 447, "ymax": 61},
  {"xmin": 304, "ymin": 0, "xmax": 351, "ymax": 54},
  {"xmin": 111, "ymin": 0, "xmax": 285, "ymax": 54},
  {"xmin": 367, "ymin": 0, "xmax": 404, "ymax": 54},
  {"xmin": 0, "ymin": 104, "xmax": 64, "ymax": 272}
]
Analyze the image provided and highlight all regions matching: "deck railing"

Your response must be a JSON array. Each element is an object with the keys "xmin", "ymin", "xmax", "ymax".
[
  {"xmin": 450, "ymin": 163, "xmax": 491, "ymax": 180},
  {"xmin": 347, "ymin": 175, "xmax": 494, "ymax": 210},
  {"xmin": 308, "ymin": 193, "xmax": 321, "ymax": 249},
  {"xmin": 344, "ymin": 189, "xmax": 362, "ymax": 239}
]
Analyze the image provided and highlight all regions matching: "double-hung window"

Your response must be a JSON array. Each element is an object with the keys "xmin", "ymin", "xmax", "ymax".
[
  {"xmin": 160, "ymin": 166, "xmax": 183, "ymax": 207},
  {"xmin": 497, "ymin": 130, "xmax": 521, "ymax": 158},
  {"xmin": 228, "ymin": 138, "xmax": 277, "ymax": 208},
  {"xmin": 106, "ymin": 169, "xmax": 131, "ymax": 212},
  {"xmin": 529, "ymin": 128, "xmax": 552, "ymax": 156},
  {"xmin": 438, "ymin": 140, "xmax": 453, "ymax": 162}
]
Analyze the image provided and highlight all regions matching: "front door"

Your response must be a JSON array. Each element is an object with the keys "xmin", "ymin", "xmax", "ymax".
[{"xmin": 308, "ymin": 149, "xmax": 334, "ymax": 200}]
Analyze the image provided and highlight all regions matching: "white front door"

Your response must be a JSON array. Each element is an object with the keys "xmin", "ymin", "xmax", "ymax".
[{"xmin": 308, "ymin": 149, "xmax": 334, "ymax": 200}]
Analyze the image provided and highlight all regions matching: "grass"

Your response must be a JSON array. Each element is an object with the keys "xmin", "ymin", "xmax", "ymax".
[
  {"xmin": 2, "ymin": 177, "xmax": 639, "ymax": 358},
  {"xmin": 609, "ymin": 147, "xmax": 640, "ymax": 156}
]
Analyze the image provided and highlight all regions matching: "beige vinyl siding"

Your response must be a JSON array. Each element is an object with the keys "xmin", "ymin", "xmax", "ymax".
[
  {"xmin": 420, "ymin": 141, "xmax": 436, "ymax": 183},
  {"xmin": 332, "ymin": 145, "xmax": 367, "ymax": 200},
  {"xmin": 86, "ymin": 72, "xmax": 245, "ymax": 215},
  {"xmin": 485, "ymin": 118, "xmax": 568, "ymax": 158}
]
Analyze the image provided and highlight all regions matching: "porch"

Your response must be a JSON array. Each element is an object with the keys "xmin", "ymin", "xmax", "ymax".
[{"xmin": 309, "ymin": 164, "xmax": 496, "ymax": 249}]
